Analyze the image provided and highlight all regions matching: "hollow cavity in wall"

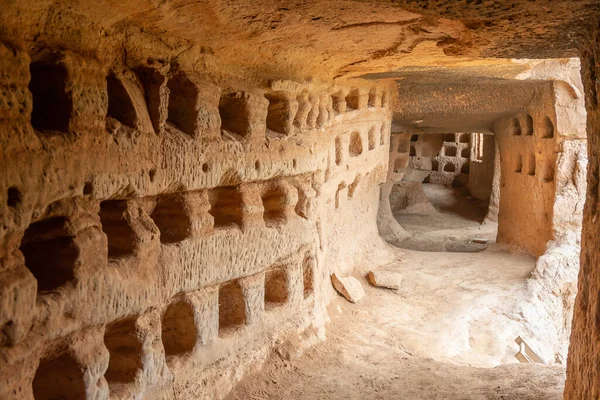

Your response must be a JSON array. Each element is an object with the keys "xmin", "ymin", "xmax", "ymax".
[
  {"xmin": 19, "ymin": 216, "xmax": 78, "ymax": 293},
  {"xmin": 104, "ymin": 317, "xmax": 143, "ymax": 385},
  {"xmin": 264, "ymin": 266, "xmax": 289, "ymax": 310},
  {"xmin": 219, "ymin": 280, "xmax": 246, "ymax": 336}
]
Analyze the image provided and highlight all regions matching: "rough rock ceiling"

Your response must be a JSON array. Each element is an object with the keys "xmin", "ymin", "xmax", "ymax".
[
  {"xmin": 1, "ymin": 0, "xmax": 598, "ymax": 85},
  {"xmin": 392, "ymin": 80, "xmax": 549, "ymax": 133}
]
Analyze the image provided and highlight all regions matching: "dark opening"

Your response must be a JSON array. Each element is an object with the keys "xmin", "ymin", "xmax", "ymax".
[
  {"xmin": 33, "ymin": 352, "xmax": 85, "ymax": 400},
  {"xmin": 106, "ymin": 73, "xmax": 137, "ymax": 128},
  {"xmin": 99, "ymin": 200, "xmax": 136, "ymax": 259},
  {"xmin": 444, "ymin": 133, "xmax": 456, "ymax": 142},
  {"xmin": 137, "ymin": 67, "xmax": 167, "ymax": 135},
  {"xmin": 262, "ymin": 187, "xmax": 287, "ymax": 228},
  {"xmin": 443, "ymin": 163, "xmax": 455, "ymax": 173},
  {"xmin": 445, "ymin": 146, "xmax": 457, "ymax": 157},
  {"xmin": 150, "ymin": 196, "xmax": 192, "ymax": 244},
  {"xmin": 166, "ymin": 75, "xmax": 197, "ymax": 137},
  {"xmin": 29, "ymin": 60, "xmax": 71, "ymax": 132},
  {"xmin": 20, "ymin": 216, "xmax": 78, "ymax": 292},
  {"xmin": 7, "ymin": 187, "xmax": 22, "ymax": 208},
  {"xmin": 208, "ymin": 187, "xmax": 244, "ymax": 229}
]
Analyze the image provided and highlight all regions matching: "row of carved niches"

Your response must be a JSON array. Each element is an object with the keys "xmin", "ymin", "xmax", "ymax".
[
  {"xmin": 512, "ymin": 152, "xmax": 555, "ymax": 182},
  {"xmin": 334, "ymin": 123, "xmax": 389, "ymax": 166},
  {"xmin": 0, "ymin": 176, "xmax": 318, "ymax": 351},
  {"xmin": 12, "ymin": 49, "xmax": 389, "ymax": 141},
  {"xmin": 29, "ymin": 252, "xmax": 315, "ymax": 399},
  {"xmin": 510, "ymin": 113, "xmax": 555, "ymax": 139}
]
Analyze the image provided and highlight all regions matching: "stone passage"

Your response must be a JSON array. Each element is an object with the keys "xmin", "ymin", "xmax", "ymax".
[
  {"xmin": 0, "ymin": 37, "xmax": 390, "ymax": 397},
  {"xmin": 0, "ymin": 2, "xmax": 598, "ymax": 400}
]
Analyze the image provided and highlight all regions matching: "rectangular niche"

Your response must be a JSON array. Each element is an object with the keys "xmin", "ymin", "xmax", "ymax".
[
  {"xmin": 349, "ymin": 131, "xmax": 363, "ymax": 157},
  {"xmin": 104, "ymin": 317, "xmax": 143, "ymax": 385},
  {"xmin": 29, "ymin": 59, "xmax": 72, "ymax": 133},
  {"xmin": 208, "ymin": 187, "xmax": 244, "ymax": 230},
  {"xmin": 19, "ymin": 216, "xmax": 78, "ymax": 293},
  {"xmin": 397, "ymin": 139, "xmax": 409, "ymax": 154},
  {"xmin": 332, "ymin": 91, "xmax": 346, "ymax": 113},
  {"xmin": 33, "ymin": 352, "xmax": 86, "ymax": 400},
  {"xmin": 542, "ymin": 116, "xmax": 555, "ymax": 138},
  {"xmin": 264, "ymin": 266, "xmax": 289, "ymax": 309},
  {"xmin": 544, "ymin": 161, "xmax": 555, "ymax": 182},
  {"xmin": 444, "ymin": 146, "xmax": 457, "ymax": 157},
  {"xmin": 528, "ymin": 154, "xmax": 536, "ymax": 176},
  {"xmin": 150, "ymin": 195, "xmax": 192, "ymax": 244},
  {"xmin": 444, "ymin": 133, "xmax": 455, "ymax": 142},
  {"xmin": 99, "ymin": 200, "xmax": 136, "ymax": 259},
  {"xmin": 345, "ymin": 89, "xmax": 360, "ymax": 110},
  {"xmin": 458, "ymin": 133, "xmax": 470, "ymax": 143},
  {"xmin": 335, "ymin": 137, "xmax": 343, "ymax": 165},
  {"xmin": 161, "ymin": 299, "xmax": 198, "ymax": 357},
  {"xmin": 512, "ymin": 118, "xmax": 521, "ymax": 135},
  {"xmin": 368, "ymin": 127, "xmax": 376, "ymax": 150},
  {"xmin": 523, "ymin": 115, "xmax": 534, "ymax": 136},
  {"xmin": 515, "ymin": 154, "xmax": 523, "ymax": 173},
  {"xmin": 302, "ymin": 255, "xmax": 314, "ymax": 299},
  {"xmin": 379, "ymin": 124, "xmax": 387, "ymax": 146},
  {"xmin": 218, "ymin": 280, "xmax": 247, "ymax": 336},
  {"xmin": 443, "ymin": 163, "xmax": 455, "ymax": 172},
  {"xmin": 106, "ymin": 72, "xmax": 137, "ymax": 129},
  {"xmin": 262, "ymin": 186, "xmax": 287, "ymax": 228},
  {"xmin": 368, "ymin": 87, "xmax": 379, "ymax": 107},
  {"xmin": 166, "ymin": 75, "xmax": 198, "ymax": 137}
]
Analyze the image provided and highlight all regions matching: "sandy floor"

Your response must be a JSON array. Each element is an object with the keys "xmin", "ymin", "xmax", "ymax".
[
  {"xmin": 395, "ymin": 184, "xmax": 497, "ymax": 252},
  {"xmin": 227, "ymin": 185, "xmax": 566, "ymax": 400}
]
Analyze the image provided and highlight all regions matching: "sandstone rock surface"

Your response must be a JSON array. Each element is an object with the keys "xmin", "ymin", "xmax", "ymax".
[
  {"xmin": 331, "ymin": 274, "xmax": 365, "ymax": 303},
  {"xmin": 368, "ymin": 271, "xmax": 402, "ymax": 290}
]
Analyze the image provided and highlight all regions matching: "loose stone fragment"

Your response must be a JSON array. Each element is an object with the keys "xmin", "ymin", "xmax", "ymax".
[
  {"xmin": 367, "ymin": 271, "xmax": 402, "ymax": 290},
  {"xmin": 331, "ymin": 273, "xmax": 365, "ymax": 303}
]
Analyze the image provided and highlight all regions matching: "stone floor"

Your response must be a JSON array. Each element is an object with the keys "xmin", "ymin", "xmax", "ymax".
[{"xmin": 227, "ymin": 185, "xmax": 566, "ymax": 399}]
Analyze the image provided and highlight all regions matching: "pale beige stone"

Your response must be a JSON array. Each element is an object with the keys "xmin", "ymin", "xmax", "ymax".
[
  {"xmin": 331, "ymin": 274, "xmax": 365, "ymax": 303},
  {"xmin": 367, "ymin": 271, "xmax": 402, "ymax": 290}
]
